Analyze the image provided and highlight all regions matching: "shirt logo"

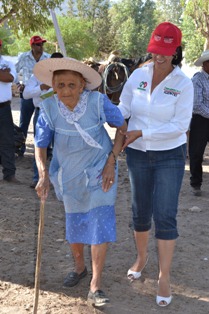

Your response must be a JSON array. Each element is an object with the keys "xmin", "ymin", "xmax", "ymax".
[
  {"xmin": 137, "ymin": 81, "xmax": 148, "ymax": 91},
  {"xmin": 164, "ymin": 87, "xmax": 181, "ymax": 97}
]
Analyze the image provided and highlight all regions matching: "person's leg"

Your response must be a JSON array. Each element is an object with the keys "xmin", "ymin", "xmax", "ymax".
[
  {"xmin": 0, "ymin": 105, "xmax": 16, "ymax": 179},
  {"xmin": 130, "ymin": 231, "xmax": 149, "ymax": 272},
  {"xmin": 90, "ymin": 243, "xmax": 108, "ymax": 292},
  {"xmin": 19, "ymin": 98, "xmax": 35, "ymax": 155},
  {"xmin": 157, "ymin": 239, "xmax": 175, "ymax": 302},
  {"xmin": 69, "ymin": 243, "xmax": 85, "ymax": 274},
  {"xmin": 126, "ymin": 148, "xmax": 153, "ymax": 274},
  {"xmin": 189, "ymin": 114, "xmax": 208, "ymax": 189},
  {"xmin": 153, "ymin": 145, "xmax": 186, "ymax": 304}
]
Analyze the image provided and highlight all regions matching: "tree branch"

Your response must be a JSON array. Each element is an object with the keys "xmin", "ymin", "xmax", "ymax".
[{"xmin": 0, "ymin": 8, "xmax": 15, "ymax": 25}]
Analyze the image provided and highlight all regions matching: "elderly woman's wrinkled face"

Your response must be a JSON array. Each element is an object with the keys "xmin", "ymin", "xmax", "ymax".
[{"xmin": 52, "ymin": 70, "xmax": 85, "ymax": 110}]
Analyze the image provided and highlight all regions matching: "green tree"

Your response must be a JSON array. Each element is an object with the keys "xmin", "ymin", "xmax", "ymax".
[
  {"xmin": 67, "ymin": 0, "xmax": 111, "ymax": 56},
  {"xmin": 154, "ymin": 0, "xmax": 184, "ymax": 25},
  {"xmin": 183, "ymin": 0, "xmax": 209, "ymax": 50},
  {"xmin": 109, "ymin": 0, "xmax": 157, "ymax": 57},
  {"xmin": 181, "ymin": 15, "xmax": 205, "ymax": 65},
  {"xmin": 0, "ymin": 0, "xmax": 63, "ymax": 34},
  {"xmin": 7, "ymin": 16, "xmax": 98, "ymax": 60}
]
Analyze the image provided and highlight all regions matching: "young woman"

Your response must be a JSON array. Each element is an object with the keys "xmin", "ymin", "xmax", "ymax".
[{"xmin": 118, "ymin": 22, "xmax": 194, "ymax": 307}]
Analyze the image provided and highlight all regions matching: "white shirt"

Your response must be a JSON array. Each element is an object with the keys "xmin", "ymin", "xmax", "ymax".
[
  {"xmin": 0, "ymin": 56, "xmax": 16, "ymax": 102},
  {"xmin": 118, "ymin": 62, "xmax": 194, "ymax": 151},
  {"xmin": 23, "ymin": 74, "xmax": 52, "ymax": 107}
]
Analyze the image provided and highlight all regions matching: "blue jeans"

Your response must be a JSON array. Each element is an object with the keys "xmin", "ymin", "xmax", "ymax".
[
  {"xmin": 126, "ymin": 145, "xmax": 186, "ymax": 240},
  {"xmin": 19, "ymin": 97, "xmax": 35, "ymax": 154},
  {"xmin": 0, "ymin": 103, "xmax": 16, "ymax": 179}
]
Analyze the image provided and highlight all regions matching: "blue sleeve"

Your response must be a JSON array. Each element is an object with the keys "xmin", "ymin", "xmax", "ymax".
[
  {"xmin": 103, "ymin": 94, "xmax": 124, "ymax": 127},
  {"xmin": 35, "ymin": 111, "xmax": 54, "ymax": 148}
]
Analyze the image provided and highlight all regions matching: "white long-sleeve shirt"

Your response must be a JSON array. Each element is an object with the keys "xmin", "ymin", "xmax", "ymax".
[
  {"xmin": 0, "ymin": 56, "xmax": 16, "ymax": 102},
  {"xmin": 23, "ymin": 74, "xmax": 52, "ymax": 107},
  {"xmin": 118, "ymin": 62, "xmax": 194, "ymax": 152}
]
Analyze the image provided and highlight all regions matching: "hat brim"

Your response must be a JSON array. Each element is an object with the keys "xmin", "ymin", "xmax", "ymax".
[
  {"xmin": 194, "ymin": 55, "xmax": 209, "ymax": 66},
  {"xmin": 147, "ymin": 44, "xmax": 177, "ymax": 56},
  {"xmin": 33, "ymin": 58, "xmax": 102, "ymax": 90}
]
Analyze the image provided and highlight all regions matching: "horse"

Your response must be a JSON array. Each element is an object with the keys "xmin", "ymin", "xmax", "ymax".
[{"xmin": 83, "ymin": 54, "xmax": 152, "ymax": 105}]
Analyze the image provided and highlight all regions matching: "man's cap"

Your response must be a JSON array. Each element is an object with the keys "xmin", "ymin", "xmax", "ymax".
[
  {"xmin": 30, "ymin": 35, "xmax": 47, "ymax": 46},
  {"xmin": 147, "ymin": 22, "xmax": 182, "ymax": 56}
]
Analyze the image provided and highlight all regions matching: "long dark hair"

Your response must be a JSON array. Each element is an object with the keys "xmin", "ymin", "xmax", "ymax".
[{"xmin": 172, "ymin": 46, "xmax": 183, "ymax": 66}]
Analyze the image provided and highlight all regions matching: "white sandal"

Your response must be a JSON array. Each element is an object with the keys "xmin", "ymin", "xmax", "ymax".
[
  {"xmin": 156, "ymin": 295, "xmax": 172, "ymax": 307},
  {"xmin": 127, "ymin": 257, "xmax": 148, "ymax": 281}
]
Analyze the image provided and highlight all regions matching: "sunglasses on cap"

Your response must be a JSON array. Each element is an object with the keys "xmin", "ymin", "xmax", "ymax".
[
  {"xmin": 154, "ymin": 35, "xmax": 174, "ymax": 44},
  {"xmin": 33, "ymin": 42, "xmax": 44, "ymax": 47}
]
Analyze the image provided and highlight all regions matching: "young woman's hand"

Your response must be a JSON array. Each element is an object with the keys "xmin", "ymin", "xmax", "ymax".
[{"xmin": 120, "ymin": 130, "xmax": 142, "ymax": 150}]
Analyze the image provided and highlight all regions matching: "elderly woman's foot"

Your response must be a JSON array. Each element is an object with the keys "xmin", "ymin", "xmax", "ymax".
[
  {"xmin": 87, "ymin": 290, "xmax": 110, "ymax": 307},
  {"xmin": 63, "ymin": 267, "xmax": 87, "ymax": 287}
]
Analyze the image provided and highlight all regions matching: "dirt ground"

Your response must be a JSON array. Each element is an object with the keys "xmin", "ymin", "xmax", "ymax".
[{"xmin": 0, "ymin": 97, "xmax": 209, "ymax": 314}]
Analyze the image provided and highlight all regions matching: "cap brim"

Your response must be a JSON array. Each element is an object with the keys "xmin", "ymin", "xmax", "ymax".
[
  {"xmin": 31, "ymin": 39, "xmax": 47, "ymax": 45},
  {"xmin": 147, "ymin": 44, "xmax": 177, "ymax": 56},
  {"xmin": 33, "ymin": 57, "xmax": 102, "ymax": 90}
]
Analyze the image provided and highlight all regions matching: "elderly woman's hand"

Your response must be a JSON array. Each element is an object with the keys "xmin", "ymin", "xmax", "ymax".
[
  {"xmin": 35, "ymin": 172, "xmax": 50, "ymax": 201},
  {"xmin": 102, "ymin": 162, "xmax": 115, "ymax": 192}
]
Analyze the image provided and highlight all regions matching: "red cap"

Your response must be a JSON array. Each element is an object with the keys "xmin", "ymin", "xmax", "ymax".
[
  {"xmin": 147, "ymin": 22, "xmax": 182, "ymax": 56},
  {"xmin": 0, "ymin": 39, "xmax": 2, "ymax": 46},
  {"xmin": 30, "ymin": 35, "xmax": 46, "ymax": 46}
]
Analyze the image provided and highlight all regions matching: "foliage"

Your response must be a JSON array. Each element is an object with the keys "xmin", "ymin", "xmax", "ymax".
[
  {"xmin": 0, "ymin": 25, "xmax": 13, "ymax": 54},
  {"xmin": 6, "ymin": 16, "xmax": 98, "ymax": 60},
  {"xmin": 183, "ymin": 0, "xmax": 209, "ymax": 50},
  {"xmin": 67, "ymin": 0, "xmax": 111, "ymax": 56},
  {"xmin": 0, "ymin": 0, "xmax": 63, "ymax": 34},
  {"xmin": 154, "ymin": 0, "xmax": 184, "ymax": 25},
  {"xmin": 109, "ymin": 0, "xmax": 157, "ymax": 58},
  {"xmin": 181, "ymin": 15, "xmax": 205, "ymax": 65}
]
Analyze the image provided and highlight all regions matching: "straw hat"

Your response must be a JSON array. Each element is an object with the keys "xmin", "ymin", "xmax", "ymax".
[
  {"xmin": 194, "ymin": 50, "xmax": 209, "ymax": 66},
  {"xmin": 33, "ymin": 57, "xmax": 102, "ymax": 90}
]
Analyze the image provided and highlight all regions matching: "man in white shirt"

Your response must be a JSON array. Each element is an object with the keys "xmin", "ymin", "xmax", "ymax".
[
  {"xmin": 0, "ymin": 39, "xmax": 19, "ymax": 183},
  {"xmin": 15, "ymin": 35, "xmax": 50, "ymax": 156},
  {"xmin": 23, "ymin": 52, "xmax": 63, "ymax": 187}
]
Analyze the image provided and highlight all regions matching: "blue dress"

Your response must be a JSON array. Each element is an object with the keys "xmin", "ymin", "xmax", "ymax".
[{"xmin": 35, "ymin": 91, "xmax": 124, "ymax": 245}]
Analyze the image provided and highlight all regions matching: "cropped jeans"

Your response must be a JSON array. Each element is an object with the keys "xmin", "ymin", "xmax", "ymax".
[{"xmin": 126, "ymin": 144, "xmax": 186, "ymax": 240}]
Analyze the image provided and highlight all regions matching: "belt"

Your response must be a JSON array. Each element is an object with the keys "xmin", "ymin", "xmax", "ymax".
[{"xmin": 0, "ymin": 101, "xmax": 11, "ymax": 108}]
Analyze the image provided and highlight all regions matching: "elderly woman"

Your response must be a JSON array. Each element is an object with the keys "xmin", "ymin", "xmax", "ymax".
[{"xmin": 33, "ymin": 58, "xmax": 126, "ymax": 307}]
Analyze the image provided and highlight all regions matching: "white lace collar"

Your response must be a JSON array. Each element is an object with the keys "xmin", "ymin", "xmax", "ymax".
[{"xmin": 56, "ymin": 90, "xmax": 102, "ymax": 149}]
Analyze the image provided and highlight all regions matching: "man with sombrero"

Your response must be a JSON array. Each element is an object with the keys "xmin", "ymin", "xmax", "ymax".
[{"xmin": 189, "ymin": 49, "xmax": 209, "ymax": 196}]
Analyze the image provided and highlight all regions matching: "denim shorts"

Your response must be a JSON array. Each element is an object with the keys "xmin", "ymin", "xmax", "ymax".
[{"xmin": 126, "ymin": 144, "xmax": 186, "ymax": 240}]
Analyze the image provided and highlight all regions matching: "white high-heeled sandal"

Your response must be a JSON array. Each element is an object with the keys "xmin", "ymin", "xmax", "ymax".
[
  {"xmin": 127, "ymin": 257, "xmax": 148, "ymax": 281},
  {"xmin": 156, "ymin": 295, "xmax": 172, "ymax": 307}
]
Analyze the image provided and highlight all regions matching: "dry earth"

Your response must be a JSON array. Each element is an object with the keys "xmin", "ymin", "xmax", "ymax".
[{"xmin": 0, "ymin": 97, "xmax": 209, "ymax": 314}]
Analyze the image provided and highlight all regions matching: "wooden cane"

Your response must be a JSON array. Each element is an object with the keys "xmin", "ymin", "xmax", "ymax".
[{"xmin": 32, "ymin": 199, "xmax": 45, "ymax": 314}]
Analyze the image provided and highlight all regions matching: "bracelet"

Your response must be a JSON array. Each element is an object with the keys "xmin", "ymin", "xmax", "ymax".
[{"xmin": 109, "ymin": 150, "xmax": 117, "ymax": 164}]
